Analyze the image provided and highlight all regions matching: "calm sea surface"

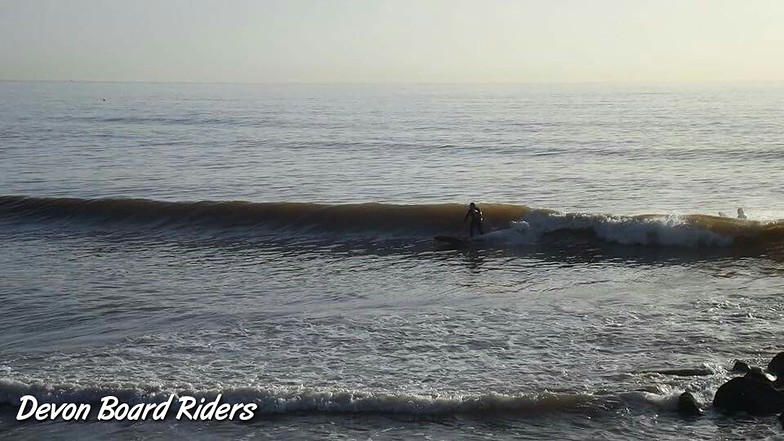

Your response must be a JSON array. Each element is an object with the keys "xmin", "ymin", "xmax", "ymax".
[{"xmin": 1, "ymin": 81, "xmax": 784, "ymax": 439}]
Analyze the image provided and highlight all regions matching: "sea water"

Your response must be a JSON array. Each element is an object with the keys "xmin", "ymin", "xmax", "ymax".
[{"xmin": 1, "ymin": 81, "xmax": 784, "ymax": 439}]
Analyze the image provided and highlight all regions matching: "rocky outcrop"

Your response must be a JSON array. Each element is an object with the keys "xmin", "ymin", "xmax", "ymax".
[
  {"xmin": 768, "ymin": 352, "xmax": 784, "ymax": 390},
  {"xmin": 713, "ymin": 376, "xmax": 784, "ymax": 415},
  {"xmin": 732, "ymin": 360, "xmax": 751, "ymax": 374},
  {"xmin": 678, "ymin": 391, "xmax": 702, "ymax": 416}
]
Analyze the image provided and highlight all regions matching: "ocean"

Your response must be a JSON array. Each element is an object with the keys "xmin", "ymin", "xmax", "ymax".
[{"xmin": 1, "ymin": 81, "xmax": 783, "ymax": 439}]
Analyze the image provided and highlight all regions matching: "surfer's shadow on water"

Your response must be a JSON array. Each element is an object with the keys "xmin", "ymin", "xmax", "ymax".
[{"xmin": 460, "ymin": 249, "xmax": 486, "ymax": 273}]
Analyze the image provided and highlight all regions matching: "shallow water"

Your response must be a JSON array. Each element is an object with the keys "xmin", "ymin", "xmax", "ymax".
[{"xmin": 1, "ymin": 82, "xmax": 784, "ymax": 439}]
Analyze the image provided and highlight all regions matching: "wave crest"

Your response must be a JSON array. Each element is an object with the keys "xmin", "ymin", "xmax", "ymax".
[{"xmin": 2, "ymin": 195, "xmax": 782, "ymax": 250}]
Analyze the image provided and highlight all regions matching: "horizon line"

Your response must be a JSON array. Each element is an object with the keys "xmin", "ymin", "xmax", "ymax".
[{"xmin": 3, "ymin": 79, "xmax": 784, "ymax": 87}]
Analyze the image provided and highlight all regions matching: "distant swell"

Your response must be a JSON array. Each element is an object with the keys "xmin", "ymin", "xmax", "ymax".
[{"xmin": 1, "ymin": 195, "xmax": 783, "ymax": 250}]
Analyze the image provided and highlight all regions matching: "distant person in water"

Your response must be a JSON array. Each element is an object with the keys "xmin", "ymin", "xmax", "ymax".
[
  {"xmin": 737, "ymin": 208, "xmax": 747, "ymax": 220},
  {"xmin": 464, "ymin": 202, "xmax": 484, "ymax": 237}
]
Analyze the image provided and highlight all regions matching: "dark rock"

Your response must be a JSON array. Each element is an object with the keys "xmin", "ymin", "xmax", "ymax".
[
  {"xmin": 732, "ymin": 360, "xmax": 751, "ymax": 373},
  {"xmin": 713, "ymin": 376, "xmax": 784, "ymax": 415},
  {"xmin": 678, "ymin": 391, "xmax": 702, "ymax": 416},
  {"xmin": 746, "ymin": 366, "xmax": 773, "ymax": 383},
  {"xmin": 768, "ymin": 352, "xmax": 784, "ymax": 377}
]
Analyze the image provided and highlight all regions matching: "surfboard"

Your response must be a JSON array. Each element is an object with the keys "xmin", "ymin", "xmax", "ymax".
[{"xmin": 434, "ymin": 235, "xmax": 470, "ymax": 246}]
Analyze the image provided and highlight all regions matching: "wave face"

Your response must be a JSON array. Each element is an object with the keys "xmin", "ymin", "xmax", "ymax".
[
  {"xmin": 1, "ymin": 195, "xmax": 783, "ymax": 250},
  {"xmin": 0, "ymin": 195, "xmax": 527, "ymax": 237}
]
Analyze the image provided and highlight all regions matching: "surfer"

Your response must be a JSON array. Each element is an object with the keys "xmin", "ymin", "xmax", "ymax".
[
  {"xmin": 464, "ymin": 202, "xmax": 484, "ymax": 237},
  {"xmin": 737, "ymin": 208, "xmax": 747, "ymax": 220}
]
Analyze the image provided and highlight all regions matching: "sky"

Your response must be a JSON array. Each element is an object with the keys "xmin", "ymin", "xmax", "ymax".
[{"xmin": 1, "ymin": 0, "xmax": 784, "ymax": 83}]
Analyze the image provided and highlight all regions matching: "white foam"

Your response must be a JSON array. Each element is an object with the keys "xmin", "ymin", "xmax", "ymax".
[
  {"xmin": 593, "ymin": 214, "xmax": 731, "ymax": 247},
  {"xmin": 480, "ymin": 211, "xmax": 734, "ymax": 248},
  {"xmin": 618, "ymin": 389, "xmax": 682, "ymax": 412}
]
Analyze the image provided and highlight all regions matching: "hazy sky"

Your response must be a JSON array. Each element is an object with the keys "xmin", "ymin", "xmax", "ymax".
[{"xmin": 2, "ymin": 0, "xmax": 783, "ymax": 83}]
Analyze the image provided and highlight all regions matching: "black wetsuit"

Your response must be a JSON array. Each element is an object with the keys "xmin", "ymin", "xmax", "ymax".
[{"xmin": 464, "ymin": 206, "xmax": 484, "ymax": 237}]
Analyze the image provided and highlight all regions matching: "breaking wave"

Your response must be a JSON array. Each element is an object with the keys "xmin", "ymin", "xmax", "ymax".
[
  {"xmin": 1, "ymin": 195, "xmax": 783, "ymax": 250},
  {"xmin": 0, "ymin": 378, "xmax": 644, "ymax": 417}
]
